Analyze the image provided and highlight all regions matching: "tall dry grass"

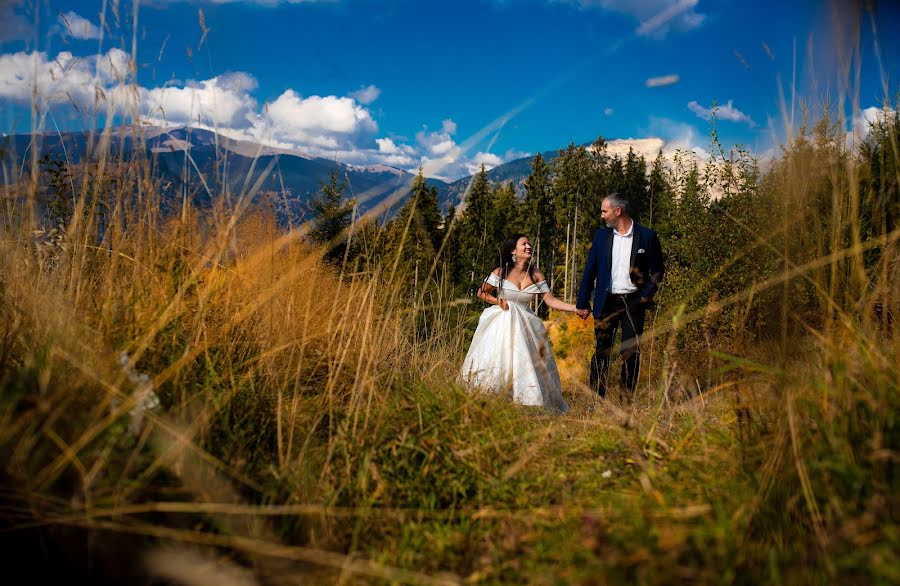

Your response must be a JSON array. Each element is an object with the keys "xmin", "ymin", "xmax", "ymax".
[
  {"xmin": 1, "ymin": 8, "xmax": 899, "ymax": 585},
  {"xmin": 1, "ymin": 113, "xmax": 897, "ymax": 583}
]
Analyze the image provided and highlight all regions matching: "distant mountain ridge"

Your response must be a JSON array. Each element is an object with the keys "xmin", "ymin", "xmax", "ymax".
[
  {"xmin": 0, "ymin": 126, "xmax": 688, "ymax": 219},
  {"xmin": 0, "ymin": 126, "xmax": 446, "ymax": 220}
]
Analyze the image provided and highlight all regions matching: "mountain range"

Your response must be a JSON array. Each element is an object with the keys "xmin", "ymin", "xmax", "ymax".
[{"xmin": 0, "ymin": 126, "xmax": 682, "ymax": 219}]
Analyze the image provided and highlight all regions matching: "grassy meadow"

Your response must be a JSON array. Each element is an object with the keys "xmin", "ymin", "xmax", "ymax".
[{"xmin": 1, "ymin": 22, "xmax": 899, "ymax": 586}]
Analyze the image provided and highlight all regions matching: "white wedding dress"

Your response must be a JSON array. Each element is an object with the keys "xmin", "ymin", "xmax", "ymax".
[{"xmin": 461, "ymin": 273, "xmax": 569, "ymax": 413}]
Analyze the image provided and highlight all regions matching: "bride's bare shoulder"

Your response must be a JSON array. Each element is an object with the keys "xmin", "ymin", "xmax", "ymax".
[{"xmin": 532, "ymin": 269, "xmax": 547, "ymax": 282}]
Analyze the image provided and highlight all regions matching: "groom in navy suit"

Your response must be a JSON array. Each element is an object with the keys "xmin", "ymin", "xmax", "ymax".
[{"xmin": 576, "ymin": 193, "xmax": 664, "ymax": 398}]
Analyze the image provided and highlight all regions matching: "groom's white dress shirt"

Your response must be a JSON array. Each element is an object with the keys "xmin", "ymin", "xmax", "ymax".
[{"xmin": 610, "ymin": 219, "xmax": 638, "ymax": 295}]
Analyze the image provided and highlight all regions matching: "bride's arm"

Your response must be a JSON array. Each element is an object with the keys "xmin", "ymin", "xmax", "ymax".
[
  {"xmin": 541, "ymin": 291, "xmax": 577, "ymax": 312},
  {"xmin": 477, "ymin": 270, "xmax": 509, "ymax": 309},
  {"xmin": 534, "ymin": 270, "xmax": 577, "ymax": 312}
]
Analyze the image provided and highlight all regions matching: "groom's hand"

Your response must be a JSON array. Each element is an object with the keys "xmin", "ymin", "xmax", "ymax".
[{"xmin": 575, "ymin": 308, "xmax": 591, "ymax": 319}]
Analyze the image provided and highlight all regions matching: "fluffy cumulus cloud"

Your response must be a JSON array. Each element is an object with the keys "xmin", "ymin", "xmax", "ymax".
[
  {"xmin": 143, "ymin": 72, "xmax": 259, "ymax": 129},
  {"xmin": 570, "ymin": 0, "xmax": 705, "ymax": 38},
  {"xmin": 467, "ymin": 151, "xmax": 503, "ymax": 175},
  {"xmin": 369, "ymin": 137, "xmax": 418, "ymax": 167},
  {"xmin": 415, "ymin": 118, "xmax": 498, "ymax": 180},
  {"xmin": 0, "ymin": 48, "xmax": 131, "ymax": 106},
  {"xmin": 0, "ymin": 48, "xmax": 516, "ymax": 179},
  {"xmin": 847, "ymin": 105, "xmax": 897, "ymax": 146},
  {"xmin": 416, "ymin": 119, "xmax": 459, "ymax": 156},
  {"xmin": 688, "ymin": 99, "xmax": 756, "ymax": 127},
  {"xmin": 415, "ymin": 119, "xmax": 459, "ymax": 177},
  {"xmin": 263, "ymin": 90, "xmax": 377, "ymax": 148},
  {"xmin": 375, "ymin": 137, "xmax": 401, "ymax": 154},
  {"xmin": 59, "ymin": 11, "xmax": 102, "ymax": 40}
]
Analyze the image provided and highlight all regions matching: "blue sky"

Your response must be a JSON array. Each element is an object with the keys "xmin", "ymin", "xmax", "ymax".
[{"xmin": 1, "ymin": 0, "xmax": 898, "ymax": 179}]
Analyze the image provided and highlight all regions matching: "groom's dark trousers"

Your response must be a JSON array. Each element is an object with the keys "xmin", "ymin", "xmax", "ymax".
[
  {"xmin": 576, "ymin": 223, "xmax": 664, "ymax": 398},
  {"xmin": 590, "ymin": 292, "xmax": 647, "ymax": 397}
]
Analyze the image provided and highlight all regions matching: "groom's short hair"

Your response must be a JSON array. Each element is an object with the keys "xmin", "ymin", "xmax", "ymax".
[{"xmin": 605, "ymin": 192, "xmax": 630, "ymax": 216}]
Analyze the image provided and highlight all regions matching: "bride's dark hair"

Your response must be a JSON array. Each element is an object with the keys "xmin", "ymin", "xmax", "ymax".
[{"xmin": 491, "ymin": 233, "xmax": 538, "ymax": 286}]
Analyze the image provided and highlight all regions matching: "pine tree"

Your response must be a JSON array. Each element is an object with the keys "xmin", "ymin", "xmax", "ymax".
[
  {"xmin": 670, "ymin": 159, "xmax": 710, "ymax": 273},
  {"xmin": 523, "ymin": 152, "xmax": 554, "ymax": 270},
  {"xmin": 384, "ymin": 170, "xmax": 441, "ymax": 289},
  {"xmin": 648, "ymin": 150, "xmax": 676, "ymax": 238},
  {"xmin": 586, "ymin": 136, "xmax": 610, "ymax": 222},
  {"xmin": 441, "ymin": 203, "xmax": 465, "ymax": 286},
  {"xmin": 622, "ymin": 147, "xmax": 649, "ymax": 222},
  {"xmin": 492, "ymin": 180, "xmax": 521, "ymax": 241},
  {"xmin": 412, "ymin": 170, "xmax": 443, "ymax": 252},
  {"xmin": 309, "ymin": 168, "xmax": 356, "ymax": 266},
  {"xmin": 608, "ymin": 154, "xmax": 625, "ymax": 195},
  {"xmin": 458, "ymin": 164, "xmax": 494, "ymax": 289},
  {"xmin": 551, "ymin": 143, "xmax": 593, "ymax": 300},
  {"xmin": 859, "ymin": 105, "xmax": 900, "ymax": 246},
  {"xmin": 40, "ymin": 155, "xmax": 74, "ymax": 228}
]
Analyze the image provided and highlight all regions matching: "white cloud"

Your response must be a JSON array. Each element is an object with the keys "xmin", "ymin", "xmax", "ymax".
[
  {"xmin": 349, "ymin": 84, "xmax": 380, "ymax": 105},
  {"xmin": 600, "ymin": 137, "xmax": 666, "ymax": 160},
  {"xmin": 430, "ymin": 138, "xmax": 456, "ymax": 156},
  {"xmin": 59, "ymin": 11, "xmax": 102, "ymax": 40},
  {"xmin": 604, "ymin": 107, "xmax": 614, "ymax": 116},
  {"xmin": 688, "ymin": 99, "xmax": 756, "ymax": 127},
  {"xmin": 263, "ymin": 90, "xmax": 377, "ymax": 148},
  {"xmin": 143, "ymin": 74, "xmax": 258, "ymax": 129},
  {"xmin": 645, "ymin": 74, "xmax": 679, "ymax": 88},
  {"xmin": 376, "ymin": 137, "xmax": 400, "ymax": 154},
  {"xmin": 217, "ymin": 71, "xmax": 259, "ymax": 93},
  {"xmin": 0, "ymin": 49, "xmax": 131, "ymax": 106},
  {"xmin": 413, "ymin": 118, "xmax": 502, "ymax": 179},
  {"xmin": 0, "ymin": 48, "xmax": 519, "ymax": 180},
  {"xmin": 417, "ymin": 120, "xmax": 459, "ymax": 157},
  {"xmin": 476, "ymin": 152, "xmax": 503, "ymax": 167},
  {"xmin": 307, "ymin": 144, "xmax": 418, "ymax": 170},
  {"xmin": 376, "ymin": 137, "xmax": 416, "ymax": 158},
  {"xmin": 467, "ymin": 151, "xmax": 503, "ymax": 175},
  {"xmin": 847, "ymin": 105, "xmax": 898, "ymax": 147},
  {"xmin": 414, "ymin": 118, "xmax": 513, "ymax": 180},
  {"xmin": 568, "ymin": 0, "xmax": 706, "ymax": 39}
]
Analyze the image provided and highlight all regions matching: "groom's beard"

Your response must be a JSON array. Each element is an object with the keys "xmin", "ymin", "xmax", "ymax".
[{"xmin": 604, "ymin": 218, "xmax": 617, "ymax": 228}]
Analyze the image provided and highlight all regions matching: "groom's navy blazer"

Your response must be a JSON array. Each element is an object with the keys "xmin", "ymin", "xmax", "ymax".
[{"xmin": 576, "ymin": 222, "xmax": 665, "ymax": 318}]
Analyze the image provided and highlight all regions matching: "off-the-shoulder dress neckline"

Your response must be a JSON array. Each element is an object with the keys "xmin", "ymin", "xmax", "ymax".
[{"xmin": 502, "ymin": 278, "xmax": 546, "ymax": 292}]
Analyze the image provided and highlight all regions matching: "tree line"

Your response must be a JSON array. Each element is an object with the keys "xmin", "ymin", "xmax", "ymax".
[{"xmin": 311, "ymin": 105, "xmax": 899, "ymax": 361}]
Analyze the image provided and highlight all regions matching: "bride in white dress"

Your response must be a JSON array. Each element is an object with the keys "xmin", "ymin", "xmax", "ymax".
[{"xmin": 461, "ymin": 234, "xmax": 577, "ymax": 413}]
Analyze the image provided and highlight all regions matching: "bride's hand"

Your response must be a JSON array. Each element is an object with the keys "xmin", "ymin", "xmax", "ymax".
[{"xmin": 498, "ymin": 299, "xmax": 509, "ymax": 311}]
